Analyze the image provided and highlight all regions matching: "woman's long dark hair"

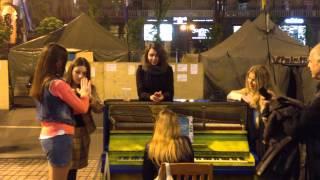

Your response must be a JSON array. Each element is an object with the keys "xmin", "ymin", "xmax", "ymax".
[
  {"xmin": 29, "ymin": 43, "xmax": 68, "ymax": 101},
  {"xmin": 65, "ymin": 57, "xmax": 91, "ymax": 88},
  {"xmin": 142, "ymin": 43, "xmax": 168, "ymax": 71}
]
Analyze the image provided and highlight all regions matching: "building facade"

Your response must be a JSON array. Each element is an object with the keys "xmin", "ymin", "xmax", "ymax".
[{"xmin": 97, "ymin": 0, "xmax": 320, "ymax": 53}]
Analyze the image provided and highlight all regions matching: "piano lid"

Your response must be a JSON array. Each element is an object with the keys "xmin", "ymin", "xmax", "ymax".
[{"xmin": 106, "ymin": 101, "xmax": 252, "ymax": 130}]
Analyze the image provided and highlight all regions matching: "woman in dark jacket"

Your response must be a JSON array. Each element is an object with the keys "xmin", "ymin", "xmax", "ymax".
[
  {"xmin": 136, "ymin": 43, "xmax": 174, "ymax": 102},
  {"xmin": 143, "ymin": 109, "xmax": 194, "ymax": 180}
]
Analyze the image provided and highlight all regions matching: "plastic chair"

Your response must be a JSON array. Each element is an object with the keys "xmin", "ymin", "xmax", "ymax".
[{"xmin": 158, "ymin": 163, "xmax": 213, "ymax": 180}]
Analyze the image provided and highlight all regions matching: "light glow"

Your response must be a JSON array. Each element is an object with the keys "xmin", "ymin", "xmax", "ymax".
[
  {"xmin": 144, "ymin": 24, "xmax": 173, "ymax": 41},
  {"xmin": 284, "ymin": 18, "xmax": 304, "ymax": 24}
]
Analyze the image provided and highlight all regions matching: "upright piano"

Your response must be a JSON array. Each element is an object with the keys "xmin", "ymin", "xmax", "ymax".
[{"xmin": 102, "ymin": 101, "xmax": 256, "ymax": 179}]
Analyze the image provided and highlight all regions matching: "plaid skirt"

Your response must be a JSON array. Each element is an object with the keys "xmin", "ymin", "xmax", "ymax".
[{"xmin": 71, "ymin": 126, "xmax": 90, "ymax": 169}]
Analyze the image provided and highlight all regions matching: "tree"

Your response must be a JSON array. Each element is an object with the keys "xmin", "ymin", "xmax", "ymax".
[
  {"xmin": 27, "ymin": 0, "xmax": 75, "ymax": 24},
  {"xmin": 127, "ymin": 17, "xmax": 145, "ymax": 60},
  {"xmin": 204, "ymin": 0, "xmax": 226, "ymax": 48},
  {"xmin": 212, "ymin": 0, "xmax": 226, "ymax": 45},
  {"xmin": 0, "ymin": 19, "xmax": 12, "ymax": 46},
  {"xmin": 153, "ymin": 0, "xmax": 172, "ymax": 43},
  {"xmin": 0, "ymin": 19, "xmax": 12, "ymax": 58},
  {"xmin": 87, "ymin": 0, "xmax": 103, "ymax": 19},
  {"xmin": 86, "ymin": 0, "xmax": 111, "ymax": 30},
  {"xmin": 27, "ymin": 0, "xmax": 52, "ymax": 25},
  {"xmin": 35, "ymin": 17, "xmax": 63, "ymax": 36},
  {"xmin": 204, "ymin": 23, "xmax": 223, "ymax": 48}
]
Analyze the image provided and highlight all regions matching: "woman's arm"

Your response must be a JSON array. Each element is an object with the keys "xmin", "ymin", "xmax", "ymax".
[
  {"xmin": 184, "ymin": 136, "xmax": 195, "ymax": 162},
  {"xmin": 50, "ymin": 79, "xmax": 89, "ymax": 113},
  {"xmin": 142, "ymin": 147, "xmax": 157, "ymax": 180},
  {"xmin": 227, "ymin": 90, "xmax": 243, "ymax": 101},
  {"xmin": 162, "ymin": 66, "xmax": 174, "ymax": 101},
  {"xmin": 136, "ymin": 66, "xmax": 152, "ymax": 101}
]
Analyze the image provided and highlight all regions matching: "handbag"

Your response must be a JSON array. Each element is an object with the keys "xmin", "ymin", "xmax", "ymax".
[{"xmin": 154, "ymin": 163, "xmax": 174, "ymax": 180}]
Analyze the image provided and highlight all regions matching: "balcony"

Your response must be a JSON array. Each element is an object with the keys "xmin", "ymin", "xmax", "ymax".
[{"xmin": 104, "ymin": 8, "xmax": 320, "ymax": 22}]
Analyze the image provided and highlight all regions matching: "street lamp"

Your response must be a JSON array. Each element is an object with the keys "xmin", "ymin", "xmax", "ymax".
[{"xmin": 179, "ymin": 24, "xmax": 195, "ymax": 32}]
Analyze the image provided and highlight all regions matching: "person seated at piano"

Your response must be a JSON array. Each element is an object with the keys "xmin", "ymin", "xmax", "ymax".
[
  {"xmin": 136, "ymin": 43, "xmax": 174, "ymax": 102},
  {"xmin": 227, "ymin": 65, "xmax": 278, "ymax": 158},
  {"xmin": 143, "ymin": 109, "xmax": 194, "ymax": 180}
]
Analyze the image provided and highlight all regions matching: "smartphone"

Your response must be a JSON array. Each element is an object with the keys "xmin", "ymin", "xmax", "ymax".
[{"xmin": 259, "ymin": 87, "xmax": 272, "ymax": 100}]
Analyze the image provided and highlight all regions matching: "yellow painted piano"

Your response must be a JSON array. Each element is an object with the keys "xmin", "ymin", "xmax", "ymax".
[{"xmin": 101, "ymin": 101, "xmax": 256, "ymax": 179}]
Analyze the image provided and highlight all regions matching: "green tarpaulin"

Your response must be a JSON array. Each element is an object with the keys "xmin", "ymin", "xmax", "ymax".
[
  {"xmin": 201, "ymin": 13, "xmax": 316, "ymax": 102},
  {"xmin": 9, "ymin": 13, "xmax": 128, "ymax": 96}
]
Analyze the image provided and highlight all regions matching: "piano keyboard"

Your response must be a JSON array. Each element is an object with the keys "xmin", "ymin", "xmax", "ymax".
[
  {"xmin": 118, "ymin": 156, "xmax": 143, "ymax": 162},
  {"xmin": 114, "ymin": 153, "xmax": 255, "ymax": 167},
  {"xmin": 194, "ymin": 153, "xmax": 255, "ymax": 167}
]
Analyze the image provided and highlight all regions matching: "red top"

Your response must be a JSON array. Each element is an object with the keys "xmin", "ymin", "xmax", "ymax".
[{"xmin": 40, "ymin": 79, "xmax": 89, "ymax": 139}]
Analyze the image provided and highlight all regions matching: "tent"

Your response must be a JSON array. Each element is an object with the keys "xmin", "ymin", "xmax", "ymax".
[
  {"xmin": 201, "ymin": 13, "xmax": 317, "ymax": 103},
  {"xmin": 8, "ymin": 13, "xmax": 129, "ymax": 96}
]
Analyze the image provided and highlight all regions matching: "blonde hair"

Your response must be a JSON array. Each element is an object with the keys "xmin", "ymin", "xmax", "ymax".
[
  {"xmin": 148, "ymin": 109, "xmax": 193, "ymax": 166},
  {"xmin": 243, "ymin": 65, "xmax": 275, "ymax": 109}
]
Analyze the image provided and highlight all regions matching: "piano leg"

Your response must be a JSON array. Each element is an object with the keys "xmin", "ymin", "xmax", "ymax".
[{"xmin": 100, "ymin": 152, "xmax": 111, "ymax": 180}]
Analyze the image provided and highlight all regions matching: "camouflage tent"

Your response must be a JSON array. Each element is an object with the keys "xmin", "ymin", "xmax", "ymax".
[
  {"xmin": 9, "ymin": 13, "xmax": 128, "ymax": 96},
  {"xmin": 201, "ymin": 13, "xmax": 316, "ymax": 102}
]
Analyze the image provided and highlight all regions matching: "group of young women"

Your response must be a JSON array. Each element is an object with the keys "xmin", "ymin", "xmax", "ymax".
[
  {"xmin": 30, "ymin": 43, "xmax": 103, "ymax": 180},
  {"xmin": 29, "ymin": 42, "xmax": 186, "ymax": 180},
  {"xmin": 138, "ymin": 43, "xmax": 194, "ymax": 180},
  {"xmin": 31, "ymin": 42, "xmax": 276, "ymax": 180}
]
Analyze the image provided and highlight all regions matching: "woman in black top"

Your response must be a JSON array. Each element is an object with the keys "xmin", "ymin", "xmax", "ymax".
[
  {"xmin": 143, "ymin": 109, "xmax": 194, "ymax": 180},
  {"xmin": 136, "ymin": 43, "xmax": 174, "ymax": 102}
]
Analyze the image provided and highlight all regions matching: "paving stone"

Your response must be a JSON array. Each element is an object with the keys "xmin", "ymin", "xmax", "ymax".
[{"xmin": 0, "ymin": 158, "xmax": 101, "ymax": 179}]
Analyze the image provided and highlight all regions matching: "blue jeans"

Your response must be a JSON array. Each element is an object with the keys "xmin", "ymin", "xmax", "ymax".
[{"xmin": 40, "ymin": 134, "xmax": 73, "ymax": 167}]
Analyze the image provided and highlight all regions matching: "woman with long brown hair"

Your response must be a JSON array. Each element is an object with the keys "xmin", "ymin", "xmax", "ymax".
[
  {"xmin": 136, "ymin": 43, "xmax": 174, "ymax": 102},
  {"xmin": 65, "ymin": 57, "xmax": 104, "ymax": 180},
  {"xmin": 143, "ymin": 109, "xmax": 194, "ymax": 180},
  {"xmin": 30, "ymin": 43, "xmax": 91, "ymax": 180}
]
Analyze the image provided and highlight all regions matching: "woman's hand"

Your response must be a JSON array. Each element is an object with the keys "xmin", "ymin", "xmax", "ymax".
[
  {"xmin": 259, "ymin": 96, "xmax": 271, "ymax": 113},
  {"xmin": 77, "ymin": 78, "xmax": 91, "ymax": 98},
  {"xmin": 150, "ymin": 91, "xmax": 164, "ymax": 102}
]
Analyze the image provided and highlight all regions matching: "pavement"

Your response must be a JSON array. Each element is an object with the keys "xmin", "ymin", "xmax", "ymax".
[
  {"xmin": 0, "ymin": 158, "xmax": 102, "ymax": 179},
  {"xmin": 0, "ymin": 98, "xmax": 105, "ymax": 180}
]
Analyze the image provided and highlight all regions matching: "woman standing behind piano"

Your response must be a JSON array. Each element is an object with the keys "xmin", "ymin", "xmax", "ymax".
[
  {"xmin": 227, "ymin": 65, "xmax": 277, "ymax": 158},
  {"xmin": 136, "ymin": 43, "xmax": 174, "ymax": 102},
  {"xmin": 143, "ymin": 109, "xmax": 194, "ymax": 180},
  {"xmin": 65, "ymin": 57, "xmax": 104, "ymax": 180},
  {"xmin": 227, "ymin": 65, "xmax": 277, "ymax": 113}
]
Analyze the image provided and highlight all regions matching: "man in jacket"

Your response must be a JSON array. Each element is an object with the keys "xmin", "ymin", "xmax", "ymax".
[{"xmin": 299, "ymin": 43, "xmax": 320, "ymax": 180}]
